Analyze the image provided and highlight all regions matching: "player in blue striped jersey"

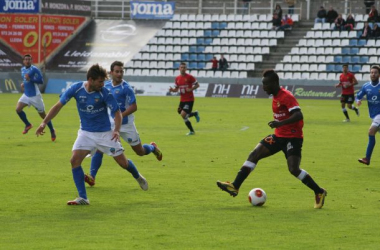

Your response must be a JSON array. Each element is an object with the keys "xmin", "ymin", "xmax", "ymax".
[
  {"xmin": 85, "ymin": 61, "xmax": 162, "ymax": 187},
  {"xmin": 16, "ymin": 54, "xmax": 56, "ymax": 141},
  {"xmin": 35, "ymin": 64, "xmax": 148, "ymax": 205},
  {"xmin": 356, "ymin": 65, "xmax": 380, "ymax": 165}
]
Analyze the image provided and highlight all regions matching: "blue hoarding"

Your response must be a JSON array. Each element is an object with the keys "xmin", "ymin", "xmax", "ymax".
[
  {"xmin": 130, "ymin": 1, "xmax": 175, "ymax": 20},
  {"xmin": 0, "ymin": 0, "xmax": 40, "ymax": 13}
]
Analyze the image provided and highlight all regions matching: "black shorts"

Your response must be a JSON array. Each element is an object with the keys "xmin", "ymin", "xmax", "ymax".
[
  {"xmin": 340, "ymin": 94, "xmax": 355, "ymax": 104},
  {"xmin": 177, "ymin": 101, "xmax": 194, "ymax": 114},
  {"xmin": 260, "ymin": 134, "xmax": 303, "ymax": 158}
]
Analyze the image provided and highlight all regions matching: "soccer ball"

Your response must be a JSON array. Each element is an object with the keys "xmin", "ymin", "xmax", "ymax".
[{"xmin": 248, "ymin": 188, "xmax": 267, "ymax": 206}]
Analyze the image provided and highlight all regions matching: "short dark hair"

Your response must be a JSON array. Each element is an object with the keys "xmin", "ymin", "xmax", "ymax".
[
  {"xmin": 180, "ymin": 62, "xmax": 187, "ymax": 66},
  {"xmin": 342, "ymin": 64, "xmax": 348, "ymax": 67},
  {"xmin": 87, "ymin": 64, "xmax": 108, "ymax": 80},
  {"xmin": 23, "ymin": 54, "xmax": 32, "ymax": 59},
  {"xmin": 262, "ymin": 69, "xmax": 279, "ymax": 84},
  {"xmin": 110, "ymin": 61, "xmax": 124, "ymax": 72},
  {"xmin": 371, "ymin": 65, "xmax": 380, "ymax": 73}
]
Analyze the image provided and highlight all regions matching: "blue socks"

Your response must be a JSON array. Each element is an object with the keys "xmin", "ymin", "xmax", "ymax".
[
  {"xmin": 72, "ymin": 166, "xmax": 87, "ymax": 199},
  {"xmin": 90, "ymin": 151, "xmax": 104, "ymax": 178},
  {"xmin": 142, "ymin": 144, "xmax": 154, "ymax": 155},
  {"xmin": 17, "ymin": 111, "xmax": 30, "ymax": 126},
  {"xmin": 366, "ymin": 135, "xmax": 376, "ymax": 160},
  {"xmin": 126, "ymin": 160, "xmax": 140, "ymax": 179},
  {"xmin": 47, "ymin": 121, "xmax": 54, "ymax": 132}
]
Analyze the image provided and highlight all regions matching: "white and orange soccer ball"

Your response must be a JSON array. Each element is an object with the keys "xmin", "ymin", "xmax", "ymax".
[{"xmin": 248, "ymin": 188, "xmax": 267, "ymax": 206}]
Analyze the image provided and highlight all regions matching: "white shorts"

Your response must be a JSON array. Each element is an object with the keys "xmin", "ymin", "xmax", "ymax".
[
  {"xmin": 72, "ymin": 129, "xmax": 124, "ymax": 156},
  {"xmin": 18, "ymin": 94, "xmax": 45, "ymax": 113},
  {"xmin": 371, "ymin": 115, "xmax": 380, "ymax": 129},
  {"xmin": 118, "ymin": 122, "xmax": 141, "ymax": 146}
]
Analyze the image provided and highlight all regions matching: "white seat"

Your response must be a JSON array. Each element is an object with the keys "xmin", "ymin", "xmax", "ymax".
[
  {"xmin": 292, "ymin": 64, "xmax": 301, "ymax": 71},
  {"xmin": 318, "ymin": 64, "xmax": 326, "ymax": 71},
  {"xmin": 275, "ymin": 63, "xmax": 284, "ymax": 71},
  {"xmin": 300, "ymin": 64, "xmax": 309, "ymax": 71},
  {"xmin": 309, "ymin": 73, "xmax": 319, "ymax": 79},
  {"xmin": 247, "ymin": 63, "xmax": 255, "ymax": 70},
  {"xmin": 223, "ymin": 71, "xmax": 231, "ymax": 78},
  {"xmin": 301, "ymin": 73, "xmax": 310, "ymax": 79},
  {"xmin": 239, "ymin": 71, "xmax": 247, "ymax": 78},
  {"xmin": 309, "ymin": 64, "xmax": 318, "ymax": 71},
  {"xmin": 283, "ymin": 55, "xmax": 292, "ymax": 62},
  {"xmin": 299, "ymin": 55, "xmax": 308, "ymax": 62},
  {"xmin": 316, "ymin": 56, "xmax": 326, "ymax": 63},
  {"xmin": 313, "ymin": 23, "xmax": 322, "ymax": 30}
]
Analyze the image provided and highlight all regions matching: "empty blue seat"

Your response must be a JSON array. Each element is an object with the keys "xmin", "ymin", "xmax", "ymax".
[
  {"xmin": 369, "ymin": 23, "xmax": 374, "ymax": 29},
  {"xmin": 327, "ymin": 64, "xmax": 335, "ymax": 72},
  {"xmin": 349, "ymin": 39, "xmax": 358, "ymax": 46},
  {"xmin": 212, "ymin": 30, "xmax": 220, "ymax": 36},
  {"xmin": 197, "ymin": 38, "xmax": 204, "ymax": 45},
  {"xmin": 357, "ymin": 31, "xmax": 362, "ymax": 38},
  {"xmin": 204, "ymin": 30, "xmax": 212, "ymax": 37},
  {"xmin": 189, "ymin": 46, "xmax": 197, "ymax": 53},
  {"xmin": 220, "ymin": 22, "xmax": 228, "ymax": 29},
  {"xmin": 198, "ymin": 54, "xmax": 205, "ymax": 61},
  {"xmin": 197, "ymin": 46, "xmax": 205, "ymax": 53},
  {"xmin": 173, "ymin": 62, "xmax": 180, "ymax": 69},
  {"xmin": 189, "ymin": 54, "xmax": 197, "ymax": 61},
  {"xmin": 205, "ymin": 54, "xmax": 213, "ymax": 61},
  {"xmin": 335, "ymin": 65, "xmax": 342, "ymax": 72},
  {"xmin": 342, "ymin": 48, "xmax": 350, "ymax": 55},
  {"xmin": 352, "ymin": 65, "xmax": 361, "ymax": 72},
  {"xmin": 198, "ymin": 62, "xmax": 206, "ymax": 68},
  {"xmin": 204, "ymin": 38, "xmax": 213, "ymax": 45},
  {"xmin": 360, "ymin": 56, "xmax": 369, "ymax": 63},
  {"xmin": 334, "ymin": 56, "xmax": 343, "ymax": 63},
  {"xmin": 342, "ymin": 56, "xmax": 351, "ymax": 63},
  {"xmin": 211, "ymin": 22, "xmax": 219, "ymax": 29},
  {"xmin": 181, "ymin": 54, "xmax": 189, "ymax": 61},
  {"xmin": 351, "ymin": 56, "xmax": 360, "ymax": 64},
  {"xmin": 358, "ymin": 39, "xmax": 367, "ymax": 46},
  {"xmin": 350, "ymin": 47, "xmax": 359, "ymax": 54},
  {"xmin": 189, "ymin": 62, "xmax": 197, "ymax": 69}
]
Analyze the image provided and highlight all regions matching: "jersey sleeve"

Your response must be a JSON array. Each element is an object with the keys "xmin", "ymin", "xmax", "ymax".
[
  {"xmin": 283, "ymin": 93, "xmax": 300, "ymax": 112},
  {"xmin": 190, "ymin": 75, "xmax": 197, "ymax": 84},
  {"xmin": 59, "ymin": 83, "xmax": 78, "ymax": 105},
  {"xmin": 30, "ymin": 67, "xmax": 43, "ymax": 84},
  {"xmin": 356, "ymin": 84, "xmax": 366, "ymax": 100},
  {"xmin": 125, "ymin": 84, "xmax": 136, "ymax": 105}
]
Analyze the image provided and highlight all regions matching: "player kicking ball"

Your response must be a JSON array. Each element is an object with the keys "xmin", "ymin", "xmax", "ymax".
[{"xmin": 217, "ymin": 69, "xmax": 327, "ymax": 209}]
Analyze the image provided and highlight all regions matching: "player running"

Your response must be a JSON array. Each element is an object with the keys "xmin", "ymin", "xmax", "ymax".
[
  {"xmin": 169, "ymin": 62, "xmax": 200, "ymax": 135},
  {"xmin": 36, "ymin": 64, "xmax": 148, "ymax": 205},
  {"xmin": 217, "ymin": 69, "xmax": 327, "ymax": 209},
  {"xmin": 357, "ymin": 65, "xmax": 380, "ymax": 165},
  {"xmin": 85, "ymin": 61, "xmax": 162, "ymax": 187},
  {"xmin": 335, "ymin": 64, "xmax": 359, "ymax": 122},
  {"xmin": 16, "ymin": 54, "xmax": 56, "ymax": 141}
]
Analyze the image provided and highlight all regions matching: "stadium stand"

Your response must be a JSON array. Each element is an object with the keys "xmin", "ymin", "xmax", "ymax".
[{"xmin": 125, "ymin": 13, "xmax": 295, "ymax": 78}]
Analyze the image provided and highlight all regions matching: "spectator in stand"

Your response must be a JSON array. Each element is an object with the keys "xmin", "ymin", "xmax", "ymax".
[
  {"xmin": 240, "ymin": 0, "xmax": 252, "ymax": 15},
  {"xmin": 364, "ymin": 0, "xmax": 375, "ymax": 14},
  {"xmin": 360, "ymin": 22, "xmax": 372, "ymax": 39},
  {"xmin": 344, "ymin": 14, "xmax": 355, "ymax": 31},
  {"xmin": 326, "ymin": 6, "xmax": 338, "ymax": 23},
  {"xmin": 274, "ymin": 4, "xmax": 283, "ymax": 19},
  {"xmin": 315, "ymin": 6, "xmax": 327, "ymax": 23},
  {"xmin": 219, "ymin": 55, "xmax": 229, "ymax": 71},
  {"xmin": 211, "ymin": 56, "xmax": 218, "ymax": 72},
  {"xmin": 368, "ymin": 5, "xmax": 379, "ymax": 22},
  {"xmin": 334, "ymin": 14, "xmax": 346, "ymax": 31},
  {"xmin": 272, "ymin": 13, "xmax": 282, "ymax": 30},
  {"xmin": 278, "ymin": 14, "xmax": 294, "ymax": 31},
  {"xmin": 371, "ymin": 23, "xmax": 380, "ymax": 38},
  {"xmin": 284, "ymin": 0, "xmax": 296, "ymax": 15}
]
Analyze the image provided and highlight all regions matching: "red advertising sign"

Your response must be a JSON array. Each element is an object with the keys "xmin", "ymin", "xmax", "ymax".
[{"xmin": 0, "ymin": 14, "xmax": 87, "ymax": 64}]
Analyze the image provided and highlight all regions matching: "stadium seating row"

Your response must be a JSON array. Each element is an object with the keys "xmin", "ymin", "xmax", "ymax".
[
  {"xmin": 312, "ymin": 21, "xmax": 380, "ymax": 31},
  {"xmin": 163, "ymin": 21, "xmax": 275, "ymax": 30},
  {"xmin": 149, "ymin": 37, "xmax": 278, "ymax": 46},
  {"xmin": 276, "ymin": 63, "xmax": 369, "ymax": 73},
  {"xmin": 155, "ymin": 29, "xmax": 284, "ymax": 38},
  {"xmin": 125, "ymin": 68, "xmax": 249, "ymax": 78},
  {"xmin": 297, "ymin": 38, "xmax": 380, "ymax": 47},
  {"xmin": 305, "ymin": 30, "xmax": 358, "ymax": 38},
  {"xmin": 170, "ymin": 13, "xmax": 299, "ymax": 22},
  {"xmin": 277, "ymin": 72, "xmax": 369, "ymax": 81},
  {"xmin": 288, "ymin": 46, "xmax": 380, "ymax": 55},
  {"xmin": 282, "ymin": 55, "xmax": 379, "ymax": 63}
]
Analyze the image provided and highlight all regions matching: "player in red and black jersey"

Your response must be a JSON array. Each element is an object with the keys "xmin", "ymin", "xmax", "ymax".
[
  {"xmin": 217, "ymin": 69, "xmax": 327, "ymax": 209},
  {"xmin": 335, "ymin": 64, "xmax": 359, "ymax": 122},
  {"xmin": 169, "ymin": 62, "xmax": 200, "ymax": 135}
]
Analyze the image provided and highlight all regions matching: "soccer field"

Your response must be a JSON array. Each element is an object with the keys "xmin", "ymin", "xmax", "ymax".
[{"xmin": 0, "ymin": 94, "xmax": 379, "ymax": 249}]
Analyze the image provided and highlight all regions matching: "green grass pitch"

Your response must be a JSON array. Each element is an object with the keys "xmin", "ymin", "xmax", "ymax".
[{"xmin": 1, "ymin": 94, "xmax": 380, "ymax": 249}]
